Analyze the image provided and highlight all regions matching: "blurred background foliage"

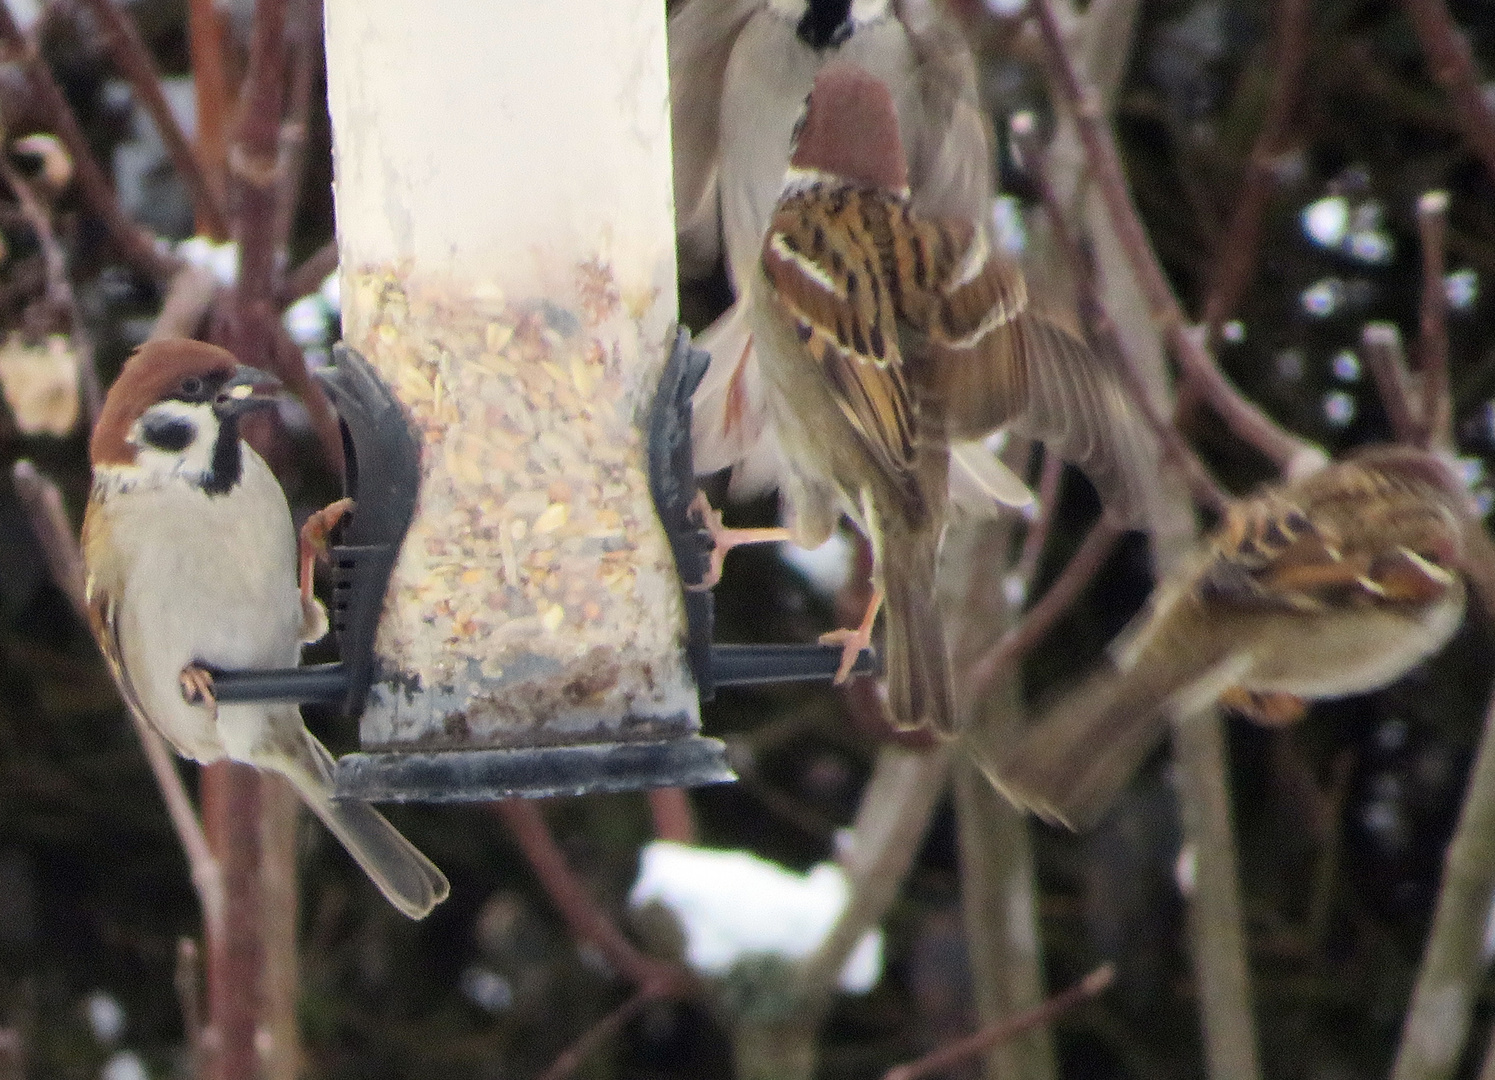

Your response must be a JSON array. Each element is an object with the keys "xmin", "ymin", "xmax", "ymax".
[{"xmin": 1, "ymin": 0, "xmax": 1495, "ymax": 1076}]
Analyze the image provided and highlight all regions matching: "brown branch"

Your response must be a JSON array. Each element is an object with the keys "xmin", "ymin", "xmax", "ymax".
[
  {"xmin": 796, "ymin": 746, "xmax": 952, "ymax": 1004},
  {"xmin": 10, "ymin": 460, "xmax": 224, "ymax": 938},
  {"xmin": 0, "ymin": 155, "xmax": 101, "ymax": 422},
  {"xmin": 1201, "ymin": 0, "xmax": 1311, "ymax": 334},
  {"xmin": 279, "ymin": 238, "xmax": 337, "ymax": 308},
  {"xmin": 185, "ymin": 0, "xmax": 232, "ymax": 211},
  {"xmin": 1397, "ymin": 0, "xmax": 1495, "ymax": 187},
  {"xmin": 201, "ymin": 762, "xmax": 262, "ymax": 1080},
  {"xmin": 151, "ymin": 264, "xmax": 219, "ymax": 342},
  {"xmin": 73, "ymin": 0, "xmax": 228, "ymax": 238},
  {"xmin": 227, "ymin": 0, "xmax": 288, "ymax": 370},
  {"xmin": 537, "ymin": 987, "xmax": 660, "ymax": 1080},
  {"xmin": 0, "ymin": 4, "xmax": 176, "ymax": 281},
  {"xmin": 1030, "ymin": 0, "xmax": 1325, "ymax": 477},
  {"xmin": 882, "ymin": 964, "xmax": 1115, "ymax": 1080},
  {"xmin": 270, "ymin": 0, "xmax": 317, "ymax": 262},
  {"xmin": 174, "ymin": 937, "xmax": 204, "ymax": 1078},
  {"xmin": 968, "ymin": 509, "xmax": 1127, "ymax": 700},
  {"xmin": 1361, "ymin": 323, "xmax": 1423, "ymax": 445},
  {"xmin": 492, "ymin": 800, "xmax": 695, "ymax": 997},
  {"xmin": 647, "ymin": 789, "xmax": 698, "ymax": 844},
  {"xmin": 1416, "ymin": 191, "xmax": 1452, "ymax": 449}
]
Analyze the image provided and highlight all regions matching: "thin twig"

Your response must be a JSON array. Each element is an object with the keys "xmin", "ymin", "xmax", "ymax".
[
  {"xmin": 796, "ymin": 746, "xmax": 952, "ymax": 1004},
  {"xmin": 1390, "ymin": 653, "xmax": 1495, "ymax": 1079},
  {"xmin": 1397, "ymin": 0, "xmax": 1495, "ymax": 186},
  {"xmin": 492, "ymin": 800, "xmax": 695, "ymax": 997},
  {"xmin": 1416, "ymin": 191, "xmax": 1452, "ymax": 449},
  {"xmin": 537, "ymin": 987, "xmax": 660, "ymax": 1080},
  {"xmin": 0, "ymin": 4, "xmax": 176, "ymax": 281},
  {"xmin": 175, "ymin": 937, "xmax": 204, "ymax": 1078},
  {"xmin": 0, "ymin": 155, "xmax": 101, "ymax": 422},
  {"xmin": 882, "ymin": 964, "xmax": 1115, "ymax": 1080},
  {"xmin": 150, "ymin": 264, "xmax": 219, "ymax": 342},
  {"xmin": 10, "ymin": 460, "xmax": 224, "ymax": 939},
  {"xmin": 270, "ymin": 0, "xmax": 316, "ymax": 262},
  {"xmin": 1029, "ymin": 0, "xmax": 1325, "ymax": 478},
  {"xmin": 280, "ymin": 238, "xmax": 337, "ymax": 308},
  {"xmin": 73, "ymin": 0, "xmax": 228, "ymax": 238},
  {"xmin": 968, "ymin": 510, "xmax": 1127, "ymax": 700},
  {"xmin": 1361, "ymin": 323, "xmax": 1423, "ymax": 445},
  {"xmin": 1201, "ymin": 0, "xmax": 1312, "ymax": 334},
  {"xmin": 647, "ymin": 789, "xmax": 698, "ymax": 844}
]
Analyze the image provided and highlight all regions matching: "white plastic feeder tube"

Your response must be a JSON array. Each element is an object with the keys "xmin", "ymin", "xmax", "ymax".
[{"xmin": 323, "ymin": 0, "xmax": 700, "ymax": 754}]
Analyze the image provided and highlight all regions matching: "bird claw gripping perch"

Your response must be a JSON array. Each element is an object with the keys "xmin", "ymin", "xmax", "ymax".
[
  {"xmin": 210, "ymin": 344, "xmax": 420, "ymax": 716},
  {"xmin": 646, "ymin": 327, "xmax": 878, "ymax": 701}
]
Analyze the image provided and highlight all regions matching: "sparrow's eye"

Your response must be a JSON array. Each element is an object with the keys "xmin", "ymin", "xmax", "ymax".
[{"xmin": 178, "ymin": 376, "xmax": 204, "ymax": 399}]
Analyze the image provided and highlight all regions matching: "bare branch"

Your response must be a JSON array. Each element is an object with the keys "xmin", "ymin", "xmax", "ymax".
[
  {"xmin": 185, "ymin": 0, "xmax": 231, "ymax": 210},
  {"xmin": 1391, "ymin": 528, "xmax": 1495, "ymax": 1080},
  {"xmin": 1201, "ymin": 0, "xmax": 1312, "ymax": 334},
  {"xmin": 11, "ymin": 459, "xmax": 225, "ymax": 940},
  {"xmin": 0, "ymin": 4, "xmax": 177, "ymax": 281},
  {"xmin": 174, "ymin": 938, "xmax": 204, "ymax": 1078},
  {"xmin": 493, "ymin": 800, "xmax": 695, "ymax": 997},
  {"xmin": 969, "ymin": 510, "xmax": 1127, "ymax": 700},
  {"xmin": 1361, "ymin": 322, "xmax": 1423, "ymax": 445},
  {"xmin": 1416, "ymin": 191, "xmax": 1452, "ymax": 448},
  {"xmin": 73, "ymin": 0, "xmax": 229, "ymax": 238},
  {"xmin": 1029, "ymin": 0, "xmax": 1325, "ymax": 477},
  {"xmin": 0, "ymin": 155, "xmax": 101, "ymax": 422},
  {"xmin": 280, "ymin": 238, "xmax": 337, "ymax": 309},
  {"xmin": 537, "ymin": 987, "xmax": 660, "ymax": 1080},
  {"xmin": 796, "ymin": 746, "xmax": 952, "ymax": 1004},
  {"xmin": 1397, "ymin": 0, "xmax": 1495, "ymax": 186},
  {"xmin": 647, "ymin": 788, "xmax": 698, "ymax": 845},
  {"xmin": 882, "ymin": 964, "xmax": 1115, "ymax": 1080}
]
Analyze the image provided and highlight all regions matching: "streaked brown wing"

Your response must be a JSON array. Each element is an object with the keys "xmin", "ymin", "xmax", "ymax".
[
  {"xmin": 912, "ymin": 223, "xmax": 1158, "ymax": 526},
  {"xmin": 762, "ymin": 194, "xmax": 918, "ymax": 496}
]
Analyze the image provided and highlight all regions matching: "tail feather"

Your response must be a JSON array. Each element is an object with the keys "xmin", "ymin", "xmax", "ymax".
[
  {"xmin": 276, "ymin": 733, "xmax": 450, "ymax": 919},
  {"xmin": 881, "ymin": 525, "xmax": 954, "ymax": 733},
  {"xmin": 987, "ymin": 664, "xmax": 1174, "ymax": 830}
]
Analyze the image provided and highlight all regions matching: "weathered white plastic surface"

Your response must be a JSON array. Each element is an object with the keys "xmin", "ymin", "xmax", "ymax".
[{"xmin": 323, "ymin": 0, "xmax": 698, "ymax": 750}]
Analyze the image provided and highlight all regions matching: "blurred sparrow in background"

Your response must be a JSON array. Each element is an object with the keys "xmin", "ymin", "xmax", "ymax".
[
  {"xmin": 82, "ymin": 339, "xmax": 449, "ymax": 918},
  {"xmin": 989, "ymin": 445, "xmax": 1472, "ymax": 830}
]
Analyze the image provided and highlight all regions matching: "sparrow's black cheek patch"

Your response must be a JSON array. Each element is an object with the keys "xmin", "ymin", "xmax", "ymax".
[{"xmin": 141, "ymin": 415, "xmax": 196, "ymax": 453}]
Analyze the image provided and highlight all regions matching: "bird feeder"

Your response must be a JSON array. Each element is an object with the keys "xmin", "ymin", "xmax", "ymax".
[
  {"xmin": 212, "ymin": 0, "xmax": 878, "ymax": 800},
  {"xmin": 309, "ymin": 0, "xmax": 731, "ymax": 800}
]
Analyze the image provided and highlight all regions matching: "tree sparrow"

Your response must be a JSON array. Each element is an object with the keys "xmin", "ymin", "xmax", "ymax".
[
  {"xmin": 671, "ymin": 0, "xmax": 1005, "ymax": 500},
  {"xmin": 82, "ymin": 339, "xmax": 449, "ymax": 919},
  {"xmin": 990, "ymin": 445, "xmax": 1473, "ymax": 830},
  {"xmin": 751, "ymin": 62, "xmax": 1151, "ymax": 732}
]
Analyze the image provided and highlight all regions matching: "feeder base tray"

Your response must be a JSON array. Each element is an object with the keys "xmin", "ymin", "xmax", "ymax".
[{"xmin": 334, "ymin": 735, "xmax": 734, "ymax": 802}]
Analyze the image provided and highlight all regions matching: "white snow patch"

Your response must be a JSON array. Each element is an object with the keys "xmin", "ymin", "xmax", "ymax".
[{"xmin": 629, "ymin": 841, "xmax": 883, "ymax": 993}]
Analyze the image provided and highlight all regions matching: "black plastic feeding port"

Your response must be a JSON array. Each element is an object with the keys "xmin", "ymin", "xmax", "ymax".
[
  {"xmin": 648, "ymin": 327, "xmax": 878, "ymax": 701},
  {"xmin": 212, "ymin": 343, "xmax": 418, "ymax": 712}
]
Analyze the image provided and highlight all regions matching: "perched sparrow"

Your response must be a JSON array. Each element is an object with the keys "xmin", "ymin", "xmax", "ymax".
[
  {"xmin": 751, "ymin": 62, "xmax": 1150, "ymax": 731},
  {"xmin": 671, "ymin": 0, "xmax": 1000, "ymax": 498},
  {"xmin": 82, "ymin": 339, "xmax": 449, "ymax": 918},
  {"xmin": 990, "ymin": 445, "xmax": 1472, "ymax": 831}
]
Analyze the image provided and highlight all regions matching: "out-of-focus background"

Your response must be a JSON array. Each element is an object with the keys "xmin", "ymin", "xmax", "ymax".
[{"xmin": 2, "ymin": 0, "xmax": 1495, "ymax": 1076}]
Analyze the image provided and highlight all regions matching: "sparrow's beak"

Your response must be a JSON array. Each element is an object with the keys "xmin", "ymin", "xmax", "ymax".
[{"xmin": 213, "ymin": 364, "xmax": 282, "ymax": 419}]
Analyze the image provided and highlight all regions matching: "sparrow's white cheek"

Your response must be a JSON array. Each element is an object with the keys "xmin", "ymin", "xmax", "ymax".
[{"xmin": 128, "ymin": 401, "xmax": 221, "ymax": 483}]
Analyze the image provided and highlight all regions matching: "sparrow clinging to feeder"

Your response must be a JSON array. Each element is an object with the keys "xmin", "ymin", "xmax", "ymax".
[
  {"xmin": 752, "ymin": 62, "xmax": 1154, "ymax": 732},
  {"xmin": 82, "ymin": 338, "xmax": 449, "ymax": 918}
]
